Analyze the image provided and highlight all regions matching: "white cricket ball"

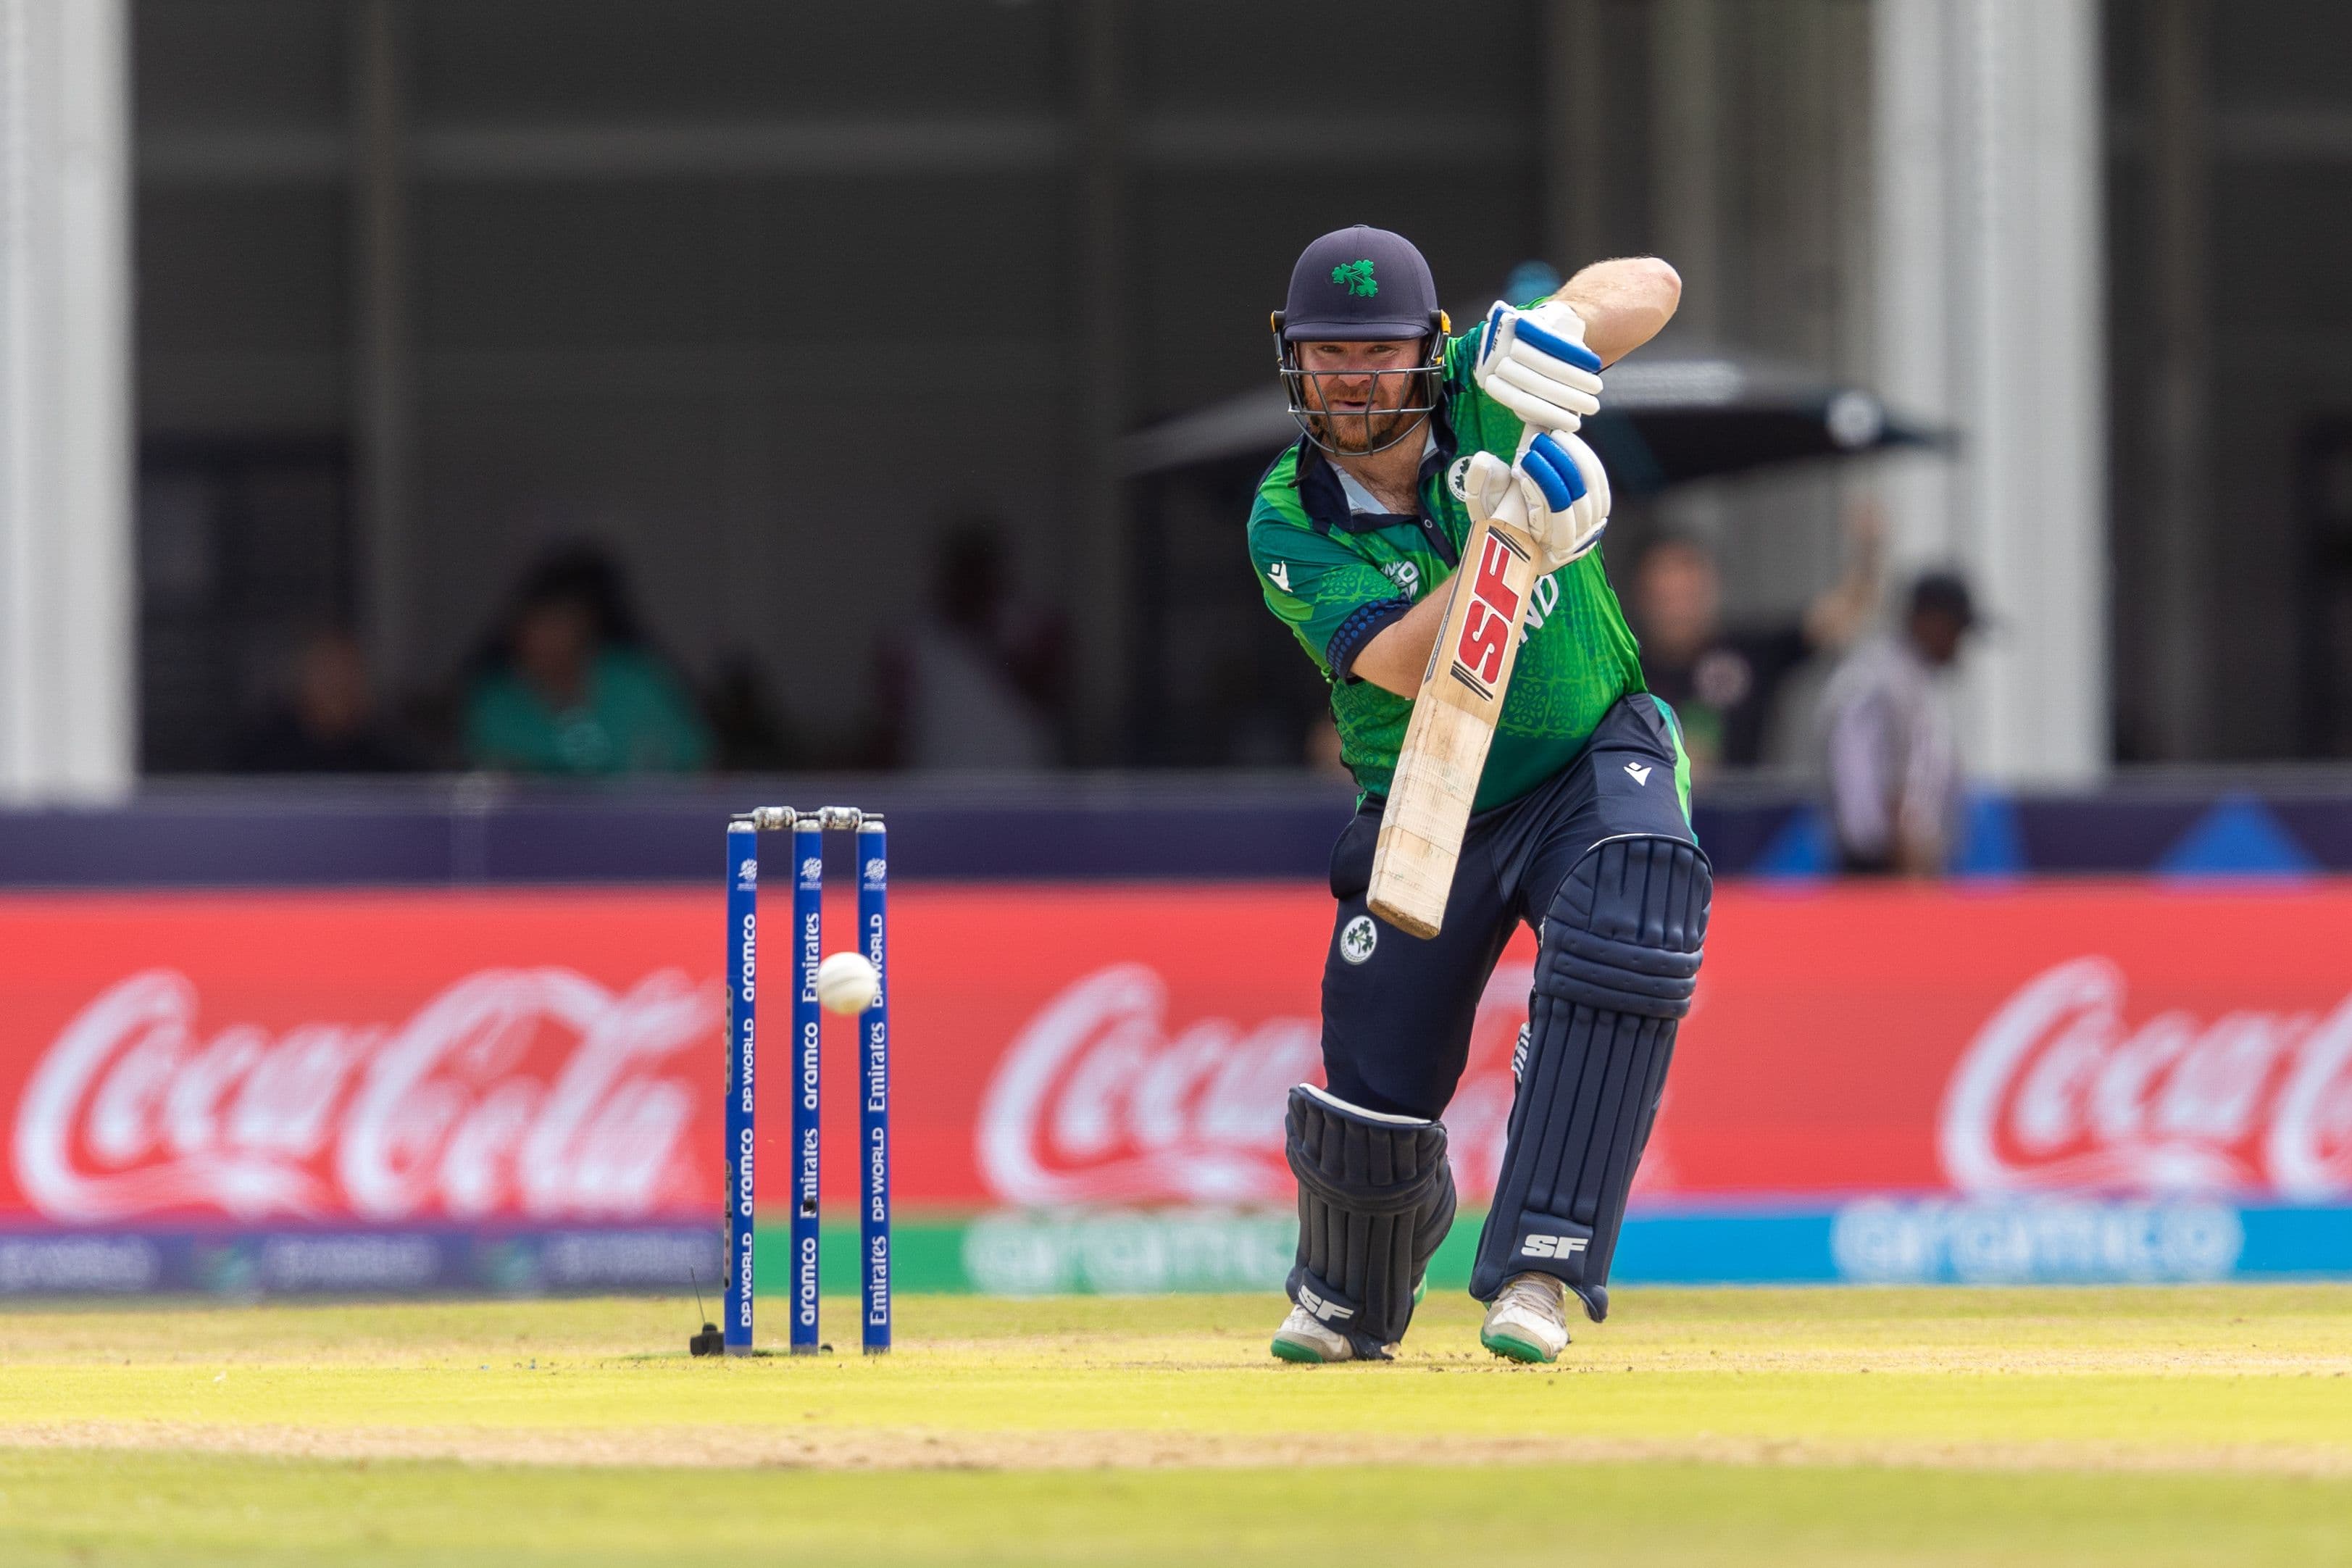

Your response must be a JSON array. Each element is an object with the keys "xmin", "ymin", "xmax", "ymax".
[{"xmin": 814, "ymin": 951, "xmax": 880, "ymax": 1015}]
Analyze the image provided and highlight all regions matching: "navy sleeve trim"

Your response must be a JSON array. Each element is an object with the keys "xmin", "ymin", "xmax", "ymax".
[{"xmin": 1326, "ymin": 597, "xmax": 1414, "ymax": 683}]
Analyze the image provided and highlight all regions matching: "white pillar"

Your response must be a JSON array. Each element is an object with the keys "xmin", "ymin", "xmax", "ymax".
[
  {"xmin": 0, "ymin": 0, "xmax": 133, "ymax": 801},
  {"xmin": 1873, "ymin": 0, "xmax": 2107, "ymax": 784}
]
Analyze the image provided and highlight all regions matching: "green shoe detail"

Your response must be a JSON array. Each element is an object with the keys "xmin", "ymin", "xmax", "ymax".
[
  {"xmin": 1271, "ymin": 1333, "xmax": 1333, "ymax": 1364},
  {"xmin": 1480, "ymin": 1326, "xmax": 1554, "ymax": 1364}
]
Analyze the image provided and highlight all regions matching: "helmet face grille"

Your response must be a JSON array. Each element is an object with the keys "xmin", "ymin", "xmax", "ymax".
[{"xmin": 1275, "ymin": 335, "xmax": 1446, "ymax": 459}]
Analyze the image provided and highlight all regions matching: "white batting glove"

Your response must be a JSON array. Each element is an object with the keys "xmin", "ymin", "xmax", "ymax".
[
  {"xmin": 1462, "ymin": 431, "xmax": 1611, "ymax": 575},
  {"xmin": 1473, "ymin": 300, "xmax": 1604, "ymax": 434}
]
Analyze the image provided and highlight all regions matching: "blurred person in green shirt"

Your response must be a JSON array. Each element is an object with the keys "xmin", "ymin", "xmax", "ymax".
[{"xmin": 464, "ymin": 546, "xmax": 712, "ymax": 777}]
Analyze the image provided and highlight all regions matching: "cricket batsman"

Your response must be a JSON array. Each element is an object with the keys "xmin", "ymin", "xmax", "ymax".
[{"xmin": 1251, "ymin": 226, "xmax": 1707, "ymax": 1363}]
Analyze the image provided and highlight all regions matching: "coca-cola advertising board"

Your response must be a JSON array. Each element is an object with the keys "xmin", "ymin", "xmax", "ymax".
[{"xmin": 1, "ymin": 881, "xmax": 2347, "ymax": 1296}]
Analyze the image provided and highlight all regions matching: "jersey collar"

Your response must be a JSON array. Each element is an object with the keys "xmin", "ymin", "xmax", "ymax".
[{"xmin": 1293, "ymin": 407, "xmax": 1459, "ymax": 538}]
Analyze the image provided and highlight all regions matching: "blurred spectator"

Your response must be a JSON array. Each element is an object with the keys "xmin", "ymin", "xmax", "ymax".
[
  {"xmin": 464, "ymin": 545, "xmax": 712, "ymax": 776},
  {"xmin": 1817, "ymin": 570, "xmax": 1980, "ymax": 876},
  {"xmin": 1631, "ymin": 503, "xmax": 1884, "ymax": 772},
  {"xmin": 234, "ymin": 627, "xmax": 414, "ymax": 773},
  {"xmin": 876, "ymin": 520, "xmax": 1064, "ymax": 769}
]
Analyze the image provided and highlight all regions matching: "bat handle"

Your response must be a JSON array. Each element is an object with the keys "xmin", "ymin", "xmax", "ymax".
[{"xmin": 1485, "ymin": 475, "xmax": 1532, "ymax": 532}]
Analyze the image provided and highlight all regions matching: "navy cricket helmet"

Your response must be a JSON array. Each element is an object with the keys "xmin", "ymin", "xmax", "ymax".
[{"xmin": 1272, "ymin": 225, "xmax": 1451, "ymax": 456}]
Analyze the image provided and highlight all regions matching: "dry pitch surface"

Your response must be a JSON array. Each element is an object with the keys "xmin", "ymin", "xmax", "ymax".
[{"xmin": 0, "ymin": 1286, "xmax": 2348, "ymax": 1566}]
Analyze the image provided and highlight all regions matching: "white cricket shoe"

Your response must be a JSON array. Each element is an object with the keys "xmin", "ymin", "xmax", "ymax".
[
  {"xmin": 1480, "ymin": 1272, "xmax": 1571, "ymax": 1363},
  {"xmin": 1270, "ymin": 1304, "xmax": 1395, "ymax": 1364}
]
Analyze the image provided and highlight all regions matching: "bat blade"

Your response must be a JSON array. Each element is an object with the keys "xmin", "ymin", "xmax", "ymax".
[{"xmin": 1366, "ymin": 508, "xmax": 1540, "ymax": 938}]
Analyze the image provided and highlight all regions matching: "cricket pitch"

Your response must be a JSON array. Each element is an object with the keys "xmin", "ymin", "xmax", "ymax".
[{"xmin": 0, "ymin": 1285, "xmax": 2347, "ymax": 1565}]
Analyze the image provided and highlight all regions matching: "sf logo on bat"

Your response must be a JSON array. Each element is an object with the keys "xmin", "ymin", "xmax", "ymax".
[{"xmin": 1447, "ymin": 529, "xmax": 1532, "ymax": 700}]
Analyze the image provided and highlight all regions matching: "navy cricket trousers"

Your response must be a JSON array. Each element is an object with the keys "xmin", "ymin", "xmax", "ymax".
[{"xmin": 1317, "ymin": 693, "xmax": 1699, "ymax": 1121}]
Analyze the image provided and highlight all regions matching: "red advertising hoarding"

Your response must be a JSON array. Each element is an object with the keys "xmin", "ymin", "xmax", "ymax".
[{"xmin": 2, "ymin": 882, "xmax": 2348, "ymax": 1230}]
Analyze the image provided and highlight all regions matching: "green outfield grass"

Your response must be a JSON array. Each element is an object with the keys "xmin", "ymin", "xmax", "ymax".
[{"xmin": 0, "ymin": 1287, "xmax": 2347, "ymax": 1567}]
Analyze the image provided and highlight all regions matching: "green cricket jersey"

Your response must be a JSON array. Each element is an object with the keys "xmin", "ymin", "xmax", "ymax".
[{"xmin": 1248, "ymin": 329, "xmax": 1646, "ymax": 809}]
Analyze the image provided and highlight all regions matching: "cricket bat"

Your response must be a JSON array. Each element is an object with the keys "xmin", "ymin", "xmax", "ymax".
[{"xmin": 1366, "ymin": 483, "xmax": 1540, "ymax": 939}]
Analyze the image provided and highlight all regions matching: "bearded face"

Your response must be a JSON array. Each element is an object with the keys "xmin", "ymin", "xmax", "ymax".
[{"xmin": 1281, "ymin": 337, "xmax": 1439, "ymax": 456}]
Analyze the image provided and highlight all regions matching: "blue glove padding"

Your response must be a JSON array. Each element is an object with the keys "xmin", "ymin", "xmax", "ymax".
[
  {"xmin": 1508, "ymin": 312, "xmax": 1603, "ymax": 377},
  {"xmin": 1475, "ymin": 301, "xmax": 1604, "ymax": 433},
  {"xmin": 1463, "ymin": 431, "xmax": 1611, "ymax": 573},
  {"xmin": 1519, "ymin": 430, "xmax": 1588, "ymax": 512}
]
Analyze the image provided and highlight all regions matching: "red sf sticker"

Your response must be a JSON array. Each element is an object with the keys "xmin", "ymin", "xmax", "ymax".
[{"xmin": 1451, "ymin": 533, "xmax": 1525, "ymax": 687}]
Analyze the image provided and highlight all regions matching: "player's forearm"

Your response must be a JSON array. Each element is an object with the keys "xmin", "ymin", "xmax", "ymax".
[
  {"xmin": 1351, "ymin": 588, "xmax": 1453, "ymax": 698},
  {"xmin": 1551, "ymin": 257, "xmax": 1680, "ymax": 367}
]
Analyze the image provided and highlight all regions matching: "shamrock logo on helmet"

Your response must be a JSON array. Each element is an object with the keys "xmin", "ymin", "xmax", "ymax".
[{"xmin": 1331, "ymin": 259, "xmax": 1377, "ymax": 298}]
